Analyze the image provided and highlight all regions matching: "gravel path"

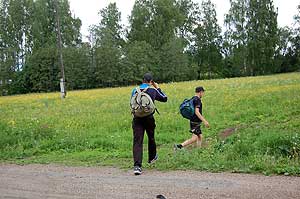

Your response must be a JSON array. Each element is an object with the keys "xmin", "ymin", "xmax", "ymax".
[{"xmin": 0, "ymin": 164, "xmax": 299, "ymax": 199}]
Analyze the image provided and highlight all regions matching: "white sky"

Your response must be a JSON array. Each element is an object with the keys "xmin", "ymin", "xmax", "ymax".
[{"xmin": 69, "ymin": 0, "xmax": 299, "ymax": 41}]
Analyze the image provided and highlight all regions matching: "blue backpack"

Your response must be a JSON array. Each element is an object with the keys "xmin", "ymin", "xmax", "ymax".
[{"xmin": 179, "ymin": 97, "xmax": 195, "ymax": 119}]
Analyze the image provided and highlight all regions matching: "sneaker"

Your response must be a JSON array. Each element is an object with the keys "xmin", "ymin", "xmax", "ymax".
[
  {"xmin": 174, "ymin": 144, "xmax": 183, "ymax": 151},
  {"xmin": 133, "ymin": 166, "xmax": 142, "ymax": 175},
  {"xmin": 148, "ymin": 154, "xmax": 158, "ymax": 164}
]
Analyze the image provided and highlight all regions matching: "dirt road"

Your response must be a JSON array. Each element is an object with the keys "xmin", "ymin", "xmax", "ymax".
[{"xmin": 0, "ymin": 164, "xmax": 299, "ymax": 199}]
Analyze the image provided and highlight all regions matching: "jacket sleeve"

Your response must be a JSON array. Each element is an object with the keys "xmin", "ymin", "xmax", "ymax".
[{"xmin": 155, "ymin": 88, "xmax": 167, "ymax": 102}]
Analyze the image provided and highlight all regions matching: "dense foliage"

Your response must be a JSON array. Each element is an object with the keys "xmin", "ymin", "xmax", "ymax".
[{"xmin": 0, "ymin": 0, "xmax": 299, "ymax": 95}]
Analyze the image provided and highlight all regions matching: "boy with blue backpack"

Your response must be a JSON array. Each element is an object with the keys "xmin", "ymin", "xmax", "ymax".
[{"xmin": 175, "ymin": 86, "xmax": 209, "ymax": 150}]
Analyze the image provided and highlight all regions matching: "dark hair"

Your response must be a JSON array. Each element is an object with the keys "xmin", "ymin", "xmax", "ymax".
[
  {"xmin": 143, "ymin": 73, "xmax": 153, "ymax": 83},
  {"xmin": 195, "ymin": 86, "xmax": 205, "ymax": 93}
]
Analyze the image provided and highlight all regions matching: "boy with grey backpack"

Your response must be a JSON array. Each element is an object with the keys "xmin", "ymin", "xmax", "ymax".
[{"xmin": 130, "ymin": 73, "xmax": 167, "ymax": 175}]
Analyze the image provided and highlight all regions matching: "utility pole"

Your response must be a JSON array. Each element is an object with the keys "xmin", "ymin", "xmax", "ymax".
[{"xmin": 55, "ymin": 0, "xmax": 66, "ymax": 98}]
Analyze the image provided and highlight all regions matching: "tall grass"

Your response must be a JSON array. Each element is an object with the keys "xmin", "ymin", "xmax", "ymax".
[{"xmin": 0, "ymin": 73, "xmax": 299, "ymax": 175}]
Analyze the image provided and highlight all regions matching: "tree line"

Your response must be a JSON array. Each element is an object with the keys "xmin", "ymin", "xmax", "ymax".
[{"xmin": 0, "ymin": 0, "xmax": 299, "ymax": 96}]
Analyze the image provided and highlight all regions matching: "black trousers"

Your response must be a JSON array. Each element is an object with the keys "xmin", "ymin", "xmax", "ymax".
[{"xmin": 132, "ymin": 116, "xmax": 156, "ymax": 167}]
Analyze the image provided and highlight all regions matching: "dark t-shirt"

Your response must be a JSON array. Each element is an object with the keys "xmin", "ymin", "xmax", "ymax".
[{"xmin": 190, "ymin": 96, "xmax": 202, "ymax": 122}]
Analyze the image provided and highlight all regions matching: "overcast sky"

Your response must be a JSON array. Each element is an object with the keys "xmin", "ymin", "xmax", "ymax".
[{"xmin": 68, "ymin": 0, "xmax": 299, "ymax": 41}]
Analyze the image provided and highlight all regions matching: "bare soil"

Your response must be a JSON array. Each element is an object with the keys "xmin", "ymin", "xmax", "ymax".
[
  {"xmin": 218, "ymin": 127, "xmax": 237, "ymax": 140},
  {"xmin": 0, "ymin": 164, "xmax": 299, "ymax": 199}
]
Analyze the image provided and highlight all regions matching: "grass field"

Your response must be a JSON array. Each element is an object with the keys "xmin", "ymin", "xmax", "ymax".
[{"xmin": 0, "ymin": 73, "xmax": 299, "ymax": 175}]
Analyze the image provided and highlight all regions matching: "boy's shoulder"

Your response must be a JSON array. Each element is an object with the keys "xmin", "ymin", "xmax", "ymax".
[
  {"xmin": 192, "ymin": 96, "xmax": 201, "ymax": 101},
  {"xmin": 192, "ymin": 96, "xmax": 202, "ymax": 105},
  {"xmin": 131, "ymin": 85, "xmax": 154, "ymax": 96}
]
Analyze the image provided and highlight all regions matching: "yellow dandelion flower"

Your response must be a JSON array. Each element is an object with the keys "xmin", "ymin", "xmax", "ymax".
[{"xmin": 8, "ymin": 120, "xmax": 16, "ymax": 126}]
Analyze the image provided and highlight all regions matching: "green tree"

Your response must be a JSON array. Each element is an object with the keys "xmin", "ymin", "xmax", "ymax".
[
  {"xmin": 22, "ymin": 47, "xmax": 59, "ymax": 92},
  {"xmin": 247, "ymin": 0, "xmax": 278, "ymax": 75},
  {"xmin": 224, "ymin": 0, "xmax": 248, "ymax": 76},
  {"xmin": 63, "ymin": 46, "xmax": 90, "ymax": 90},
  {"xmin": 224, "ymin": 0, "xmax": 278, "ymax": 76},
  {"xmin": 148, "ymin": 0, "xmax": 183, "ymax": 50},
  {"xmin": 123, "ymin": 41, "xmax": 158, "ymax": 84},
  {"xmin": 128, "ymin": 0, "xmax": 183, "ymax": 50},
  {"xmin": 292, "ymin": 4, "xmax": 300, "ymax": 70},
  {"xmin": 20, "ymin": 0, "xmax": 83, "ymax": 93},
  {"xmin": 91, "ymin": 2, "xmax": 124, "ymax": 87},
  {"xmin": 176, "ymin": 0, "xmax": 200, "ymax": 46},
  {"xmin": 31, "ymin": 0, "xmax": 81, "ymax": 49},
  {"xmin": 193, "ymin": 0, "xmax": 222, "ymax": 79},
  {"xmin": 0, "ymin": 0, "xmax": 34, "ymax": 95},
  {"xmin": 159, "ymin": 37, "xmax": 189, "ymax": 82},
  {"xmin": 128, "ymin": 0, "xmax": 192, "ymax": 82},
  {"xmin": 5, "ymin": 0, "xmax": 33, "ymax": 70},
  {"xmin": 0, "ymin": 0, "xmax": 11, "ymax": 95},
  {"xmin": 127, "ymin": 0, "xmax": 152, "ymax": 43},
  {"xmin": 274, "ymin": 27, "xmax": 296, "ymax": 73},
  {"xmin": 0, "ymin": 0, "xmax": 83, "ymax": 95}
]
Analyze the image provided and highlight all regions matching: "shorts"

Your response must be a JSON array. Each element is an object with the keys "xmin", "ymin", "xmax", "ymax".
[{"xmin": 189, "ymin": 121, "xmax": 202, "ymax": 136}]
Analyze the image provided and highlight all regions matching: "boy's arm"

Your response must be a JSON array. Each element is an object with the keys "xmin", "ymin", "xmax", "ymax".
[
  {"xmin": 151, "ymin": 82, "xmax": 167, "ymax": 102},
  {"xmin": 195, "ymin": 107, "xmax": 209, "ymax": 127}
]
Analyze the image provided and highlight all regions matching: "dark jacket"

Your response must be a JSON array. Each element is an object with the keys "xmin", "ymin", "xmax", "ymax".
[{"xmin": 131, "ymin": 83, "xmax": 167, "ymax": 103}]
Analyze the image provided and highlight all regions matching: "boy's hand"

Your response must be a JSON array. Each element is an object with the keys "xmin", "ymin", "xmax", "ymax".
[
  {"xmin": 151, "ymin": 81, "xmax": 159, "ymax": 89},
  {"xmin": 204, "ymin": 121, "xmax": 210, "ymax": 128}
]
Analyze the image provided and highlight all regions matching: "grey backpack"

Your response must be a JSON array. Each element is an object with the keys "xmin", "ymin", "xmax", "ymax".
[{"xmin": 130, "ymin": 87, "xmax": 155, "ymax": 117}]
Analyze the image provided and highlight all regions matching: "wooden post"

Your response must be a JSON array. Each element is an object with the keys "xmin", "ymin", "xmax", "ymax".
[{"xmin": 55, "ymin": 0, "xmax": 66, "ymax": 98}]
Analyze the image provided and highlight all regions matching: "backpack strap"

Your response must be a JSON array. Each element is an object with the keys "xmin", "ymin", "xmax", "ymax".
[
  {"xmin": 135, "ymin": 87, "xmax": 142, "ymax": 105},
  {"xmin": 155, "ymin": 108, "xmax": 160, "ymax": 115},
  {"xmin": 136, "ymin": 86, "xmax": 148, "ymax": 93},
  {"xmin": 136, "ymin": 87, "xmax": 141, "ymax": 94}
]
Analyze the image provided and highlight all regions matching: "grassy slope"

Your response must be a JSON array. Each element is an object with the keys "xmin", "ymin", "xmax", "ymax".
[{"xmin": 0, "ymin": 73, "xmax": 299, "ymax": 175}]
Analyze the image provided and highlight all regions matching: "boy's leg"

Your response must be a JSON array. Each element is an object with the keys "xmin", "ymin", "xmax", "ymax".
[
  {"xmin": 181, "ymin": 134, "xmax": 198, "ymax": 147},
  {"xmin": 175, "ymin": 122, "xmax": 202, "ymax": 150},
  {"xmin": 196, "ymin": 134, "xmax": 203, "ymax": 147},
  {"xmin": 132, "ymin": 118, "xmax": 145, "ymax": 167},
  {"xmin": 145, "ymin": 117, "xmax": 156, "ymax": 162},
  {"xmin": 190, "ymin": 121, "xmax": 202, "ymax": 147}
]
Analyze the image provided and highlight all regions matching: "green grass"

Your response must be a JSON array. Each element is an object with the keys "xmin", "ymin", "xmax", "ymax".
[{"xmin": 0, "ymin": 72, "xmax": 300, "ymax": 175}]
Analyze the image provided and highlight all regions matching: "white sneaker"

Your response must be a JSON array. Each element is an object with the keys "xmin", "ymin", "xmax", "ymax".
[
  {"xmin": 133, "ymin": 166, "xmax": 142, "ymax": 175},
  {"xmin": 148, "ymin": 154, "xmax": 158, "ymax": 164}
]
